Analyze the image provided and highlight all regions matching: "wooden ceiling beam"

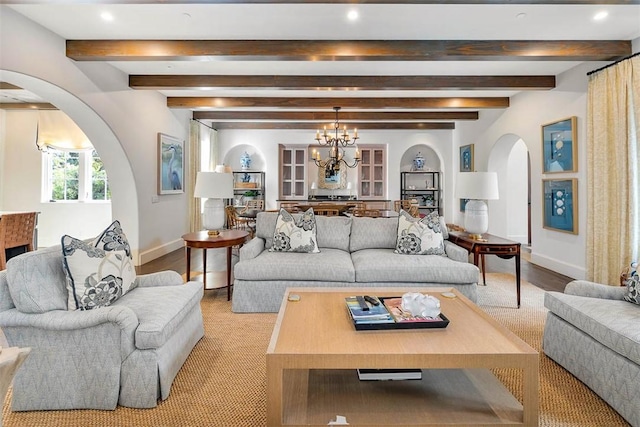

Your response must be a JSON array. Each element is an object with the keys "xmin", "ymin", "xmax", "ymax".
[
  {"xmin": 6, "ymin": 1, "xmax": 637, "ymax": 4},
  {"xmin": 208, "ymin": 122, "xmax": 455, "ymax": 130},
  {"xmin": 0, "ymin": 82, "xmax": 22, "ymax": 90},
  {"xmin": 169, "ymin": 97, "xmax": 508, "ymax": 108},
  {"xmin": 0, "ymin": 103, "xmax": 57, "ymax": 110},
  {"xmin": 68, "ymin": 40, "xmax": 630, "ymax": 62},
  {"xmin": 193, "ymin": 111, "xmax": 478, "ymax": 120},
  {"xmin": 131, "ymin": 75, "xmax": 555, "ymax": 90}
]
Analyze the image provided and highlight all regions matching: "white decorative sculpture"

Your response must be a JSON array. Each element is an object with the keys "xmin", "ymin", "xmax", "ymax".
[{"xmin": 401, "ymin": 292, "xmax": 441, "ymax": 318}]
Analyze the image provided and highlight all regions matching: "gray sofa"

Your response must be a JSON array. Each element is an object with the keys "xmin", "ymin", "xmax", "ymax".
[
  {"xmin": 543, "ymin": 280, "xmax": 640, "ymax": 426},
  {"xmin": 232, "ymin": 212, "xmax": 480, "ymax": 313},
  {"xmin": 0, "ymin": 246, "xmax": 204, "ymax": 410}
]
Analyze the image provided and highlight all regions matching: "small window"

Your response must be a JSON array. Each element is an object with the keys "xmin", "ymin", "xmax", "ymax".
[
  {"xmin": 91, "ymin": 150, "xmax": 111, "ymax": 201},
  {"xmin": 44, "ymin": 149, "xmax": 110, "ymax": 202}
]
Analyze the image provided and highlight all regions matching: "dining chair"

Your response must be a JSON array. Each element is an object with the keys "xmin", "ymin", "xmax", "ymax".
[
  {"xmin": 0, "ymin": 212, "xmax": 37, "ymax": 270},
  {"xmin": 408, "ymin": 205, "xmax": 421, "ymax": 217},
  {"xmin": 279, "ymin": 202, "xmax": 300, "ymax": 213},
  {"xmin": 351, "ymin": 209, "xmax": 381, "ymax": 218},
  {"xmin": 243, "ymin": 199, "xmax": 264, "ymax": 211},
  {"xmin": 225, "ymin": 205, "xmax": 254, "ymax": 235},
  {"xmin": 345, "ymin": 201, "xmax": 366, "ymax": 210},
  {"xmin": 314, "ymin": 208, "xmax": 340, "ymax": 216},
  {"xmin": 393, "ymin": 200, "xmax": 413, "ymax": 213}
]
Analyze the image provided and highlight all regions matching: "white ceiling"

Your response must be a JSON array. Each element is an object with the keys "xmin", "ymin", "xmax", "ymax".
[{"xmin": 4, "ymin": 3, "xmax": 640, "ymax": 115}]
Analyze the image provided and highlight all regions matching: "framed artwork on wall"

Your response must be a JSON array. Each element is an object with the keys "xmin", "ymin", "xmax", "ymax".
[
  {"xmin": 542, "ymin": 116, "xmax": 577, "ymax": 173},
  {"xmin": 459, "ymin": 144, "xmax": 474, "ymax": 172},
  {"xmin": 542, "ymin": 178, "xmax": 578, "ymax": 234},
  {"xmin": 158, "ymin": 133, "xmax": 184, "ymax": 195},
  {"xmin": 317, "ymin": 165, "xmax": 347, "ymax": 190},
  {"xmin": 460, "ymin": 198, "xmax": 470, "ymax": 212}
]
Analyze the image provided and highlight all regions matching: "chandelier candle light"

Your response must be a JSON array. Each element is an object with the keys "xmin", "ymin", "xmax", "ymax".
[{"xmin": 314, "ymin": 107, "xmax": 361, "ymax": 172}]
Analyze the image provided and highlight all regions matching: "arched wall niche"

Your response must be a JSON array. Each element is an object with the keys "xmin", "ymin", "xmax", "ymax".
[
  {"xmin": 223, "ymin": 144, "xmax": 266, "ymax": 172},
  {"xmin": 0, "ymin": 70, "xmax": 139, "ymax": 257},
  {"xmin": 399, "ymin": 144, "xmax": 442, "ymax": 172}
]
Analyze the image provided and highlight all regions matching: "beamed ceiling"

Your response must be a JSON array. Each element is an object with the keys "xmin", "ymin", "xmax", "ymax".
[{"xmin": 2, "ymin": 2, "xmax": 639, "ymax": 131}]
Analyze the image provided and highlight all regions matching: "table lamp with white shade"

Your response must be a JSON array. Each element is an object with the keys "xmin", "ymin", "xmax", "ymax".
[
  {"xmin": 455, "ymin": 172, "xmax": 499, "ymax": 240},
  {"xmin": 194, "ymin": 171, "xmax": 234, "ymax": 236},
  {"xmin": 310, "ymin": 181, "xmax": 317, "ymax": 199},
  {"xmin": 346, "ymin": 182, "xmax": 353, "ymax": 199}
]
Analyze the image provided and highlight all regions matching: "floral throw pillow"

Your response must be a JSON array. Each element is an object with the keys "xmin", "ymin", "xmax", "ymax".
[
  {"xmin": 269, "ymin": 208, "xmax": 320, "ymax": 253},
  {"xmin": 395, "ymin": 210, "xmax": 445, "ymax": 255},
  {"xmin": 623, "ymin": 261, "xmax": 639, "ymax": 305},
  {"xmin": 62, "ymin": 220, "xmax": 137, "ymax": 310}
]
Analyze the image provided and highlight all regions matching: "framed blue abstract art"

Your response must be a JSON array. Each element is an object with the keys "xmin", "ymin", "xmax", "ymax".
[
  {"xmin": 542, "ymin": 117, "xmax": 577, "ymax": 173},
  {"xmin": 459, "ymin": 144, "xmax": 474, "ymax": 172},
  {"xmin": 543, "ymin": 178, "xmax": 578, "ymax": 234}
]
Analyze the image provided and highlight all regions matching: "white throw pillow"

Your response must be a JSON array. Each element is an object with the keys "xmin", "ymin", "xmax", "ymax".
[
  {"xmin": 62, "ymin": 220, "xmax": 137, "ymax": 310},
  {"xmin": 395, "ymin": 210, "xmax": 445, "ymax": 255},
  {"xmin": 269, "ymin": 208, "xmax": 320, "ymax": 253}
]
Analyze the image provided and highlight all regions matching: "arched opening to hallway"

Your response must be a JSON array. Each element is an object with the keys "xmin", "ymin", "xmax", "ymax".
[
  {"xmin": 0, "ymin": 70, "xmax": 139, "ymax": 257},
  {"xmin": 487, "ymin": 134, "xmax": 530, "ymax": 246}
]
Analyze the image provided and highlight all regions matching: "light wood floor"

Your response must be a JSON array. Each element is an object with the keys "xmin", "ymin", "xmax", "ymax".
[{"xmin": 137, "ymin": 244, "xmax": 574, "ymax": 293}]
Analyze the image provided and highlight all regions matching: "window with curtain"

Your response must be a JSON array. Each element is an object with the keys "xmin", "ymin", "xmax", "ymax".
[{"xmin": 586, "ymin": 54, "xmax": 639, "ymax": 284}]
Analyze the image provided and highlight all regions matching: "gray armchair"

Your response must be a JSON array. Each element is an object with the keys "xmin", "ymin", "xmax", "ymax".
[{"xmin": 0, "ymin": 246, "xmax": 204, "ymax": 410}]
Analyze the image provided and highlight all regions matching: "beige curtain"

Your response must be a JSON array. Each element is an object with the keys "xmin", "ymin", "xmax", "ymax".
[
  {"xmin": 586, "ymin": 54, "xmax": 640, "ymax": 285},
  {"xmin": 37, "ymin": 111, "xmax": 93, "ymax": 151},
  {"xmin": 188, "ymin": 120, "xmax": 202, "ymax": 232}
]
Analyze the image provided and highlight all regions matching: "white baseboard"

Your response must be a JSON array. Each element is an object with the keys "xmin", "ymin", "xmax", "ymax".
[
  {"xmin": 530, "ymin": 252, "xmax": 585, "ymax": 280},
  {"xmin": 137, "ymin": 239, "xmax": 184, "ymax": 266}
]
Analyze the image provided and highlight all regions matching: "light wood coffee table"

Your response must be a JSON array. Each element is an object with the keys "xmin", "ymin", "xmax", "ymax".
[{"xmin": 266, "ymin": 287, "xmax": 538, "ymax": 426}]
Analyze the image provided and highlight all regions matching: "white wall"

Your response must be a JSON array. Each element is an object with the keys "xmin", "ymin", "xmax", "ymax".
[
  {"xmin": 1, "ymin": 111, "xmax": 112, "ymax": 246},
  {"xmin": 0, "ymin": 110, "xmax": 5, "ymax": 211},
  {"xmin": 0, "ymin": 7, "xmax": 191, "ymax": 264},
  {"xmin": 456, "ymin": 61, "xmax": 612, "ymax": 279}
]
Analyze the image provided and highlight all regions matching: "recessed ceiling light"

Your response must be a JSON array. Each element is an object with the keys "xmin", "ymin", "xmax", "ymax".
[
  {"xmin": 516, "ymin": 13, "xmax": 527, "ymax": 19},
  {"xmin": 100, "ymin": 12, "xmax": 114, "ymax": 22},
  {"xmin": 347, "ymin": 10, "xmax": 359, "ymax": 21},
  {"xmin": 593, "ymin": 11, "xmax": 608, "ymax": 21}
]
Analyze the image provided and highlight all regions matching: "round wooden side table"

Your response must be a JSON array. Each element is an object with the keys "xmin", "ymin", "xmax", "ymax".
[{"xmin": 181, "ymin": 229, "xmax": 249, "ymax": 300}]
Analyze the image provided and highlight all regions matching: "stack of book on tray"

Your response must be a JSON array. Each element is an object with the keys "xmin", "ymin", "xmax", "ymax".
[
  {"xmin": 344, "ymin": 295, "xmax": 393, "ymax": 325},
  {"xmin": 345, "ymin": 295, "xmax": 450, "ymax": 331}
]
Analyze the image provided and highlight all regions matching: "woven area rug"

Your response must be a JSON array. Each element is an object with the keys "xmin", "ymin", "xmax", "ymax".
[{"xmin": 2, "ymin": 274, "xmax": 630, "ymax": 426}]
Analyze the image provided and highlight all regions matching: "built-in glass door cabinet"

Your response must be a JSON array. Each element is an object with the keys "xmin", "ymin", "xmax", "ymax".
[
  {"xmin": 358, "ymin": 145, "xmax": 386, "ymax": 199},
  {"xmin": 400, "ymin": 171, "xmax": 442, "ymax": 215},
  {"xmin": 232, "ymin": 171, "xmax": 265, "ymax": 206},
  {"xmin": 279, "ymin": 145, "xmax": 307, "ymax": 199}
]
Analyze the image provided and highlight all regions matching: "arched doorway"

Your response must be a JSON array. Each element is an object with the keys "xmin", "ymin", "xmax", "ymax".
[
  {"xmin": 0, "ymin": 70, "xmax": 140, "ymax": 258},
  {"xmin": 487, "ymin": 134, "xmax": 530, "ymax": 245}
]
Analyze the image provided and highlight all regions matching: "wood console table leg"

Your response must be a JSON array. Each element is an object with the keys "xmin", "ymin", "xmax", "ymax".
[
  {"xmin": 226, "ymin": 246, "xmax": 232, "ymax": 300},
  {"xmin": 202, "ymin": 248, "xmax": 207, "ymax": 289},
  {"xmin": 186, "ymin": 247, "xmax": 191, "ymax": 282},
  {"xmin": 516, "ymin": 250, "xmax": 521, "ymax": 308},
  {"xmin": 481, "ymin": 254, "xmax": 487, "ymax": 286}
]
